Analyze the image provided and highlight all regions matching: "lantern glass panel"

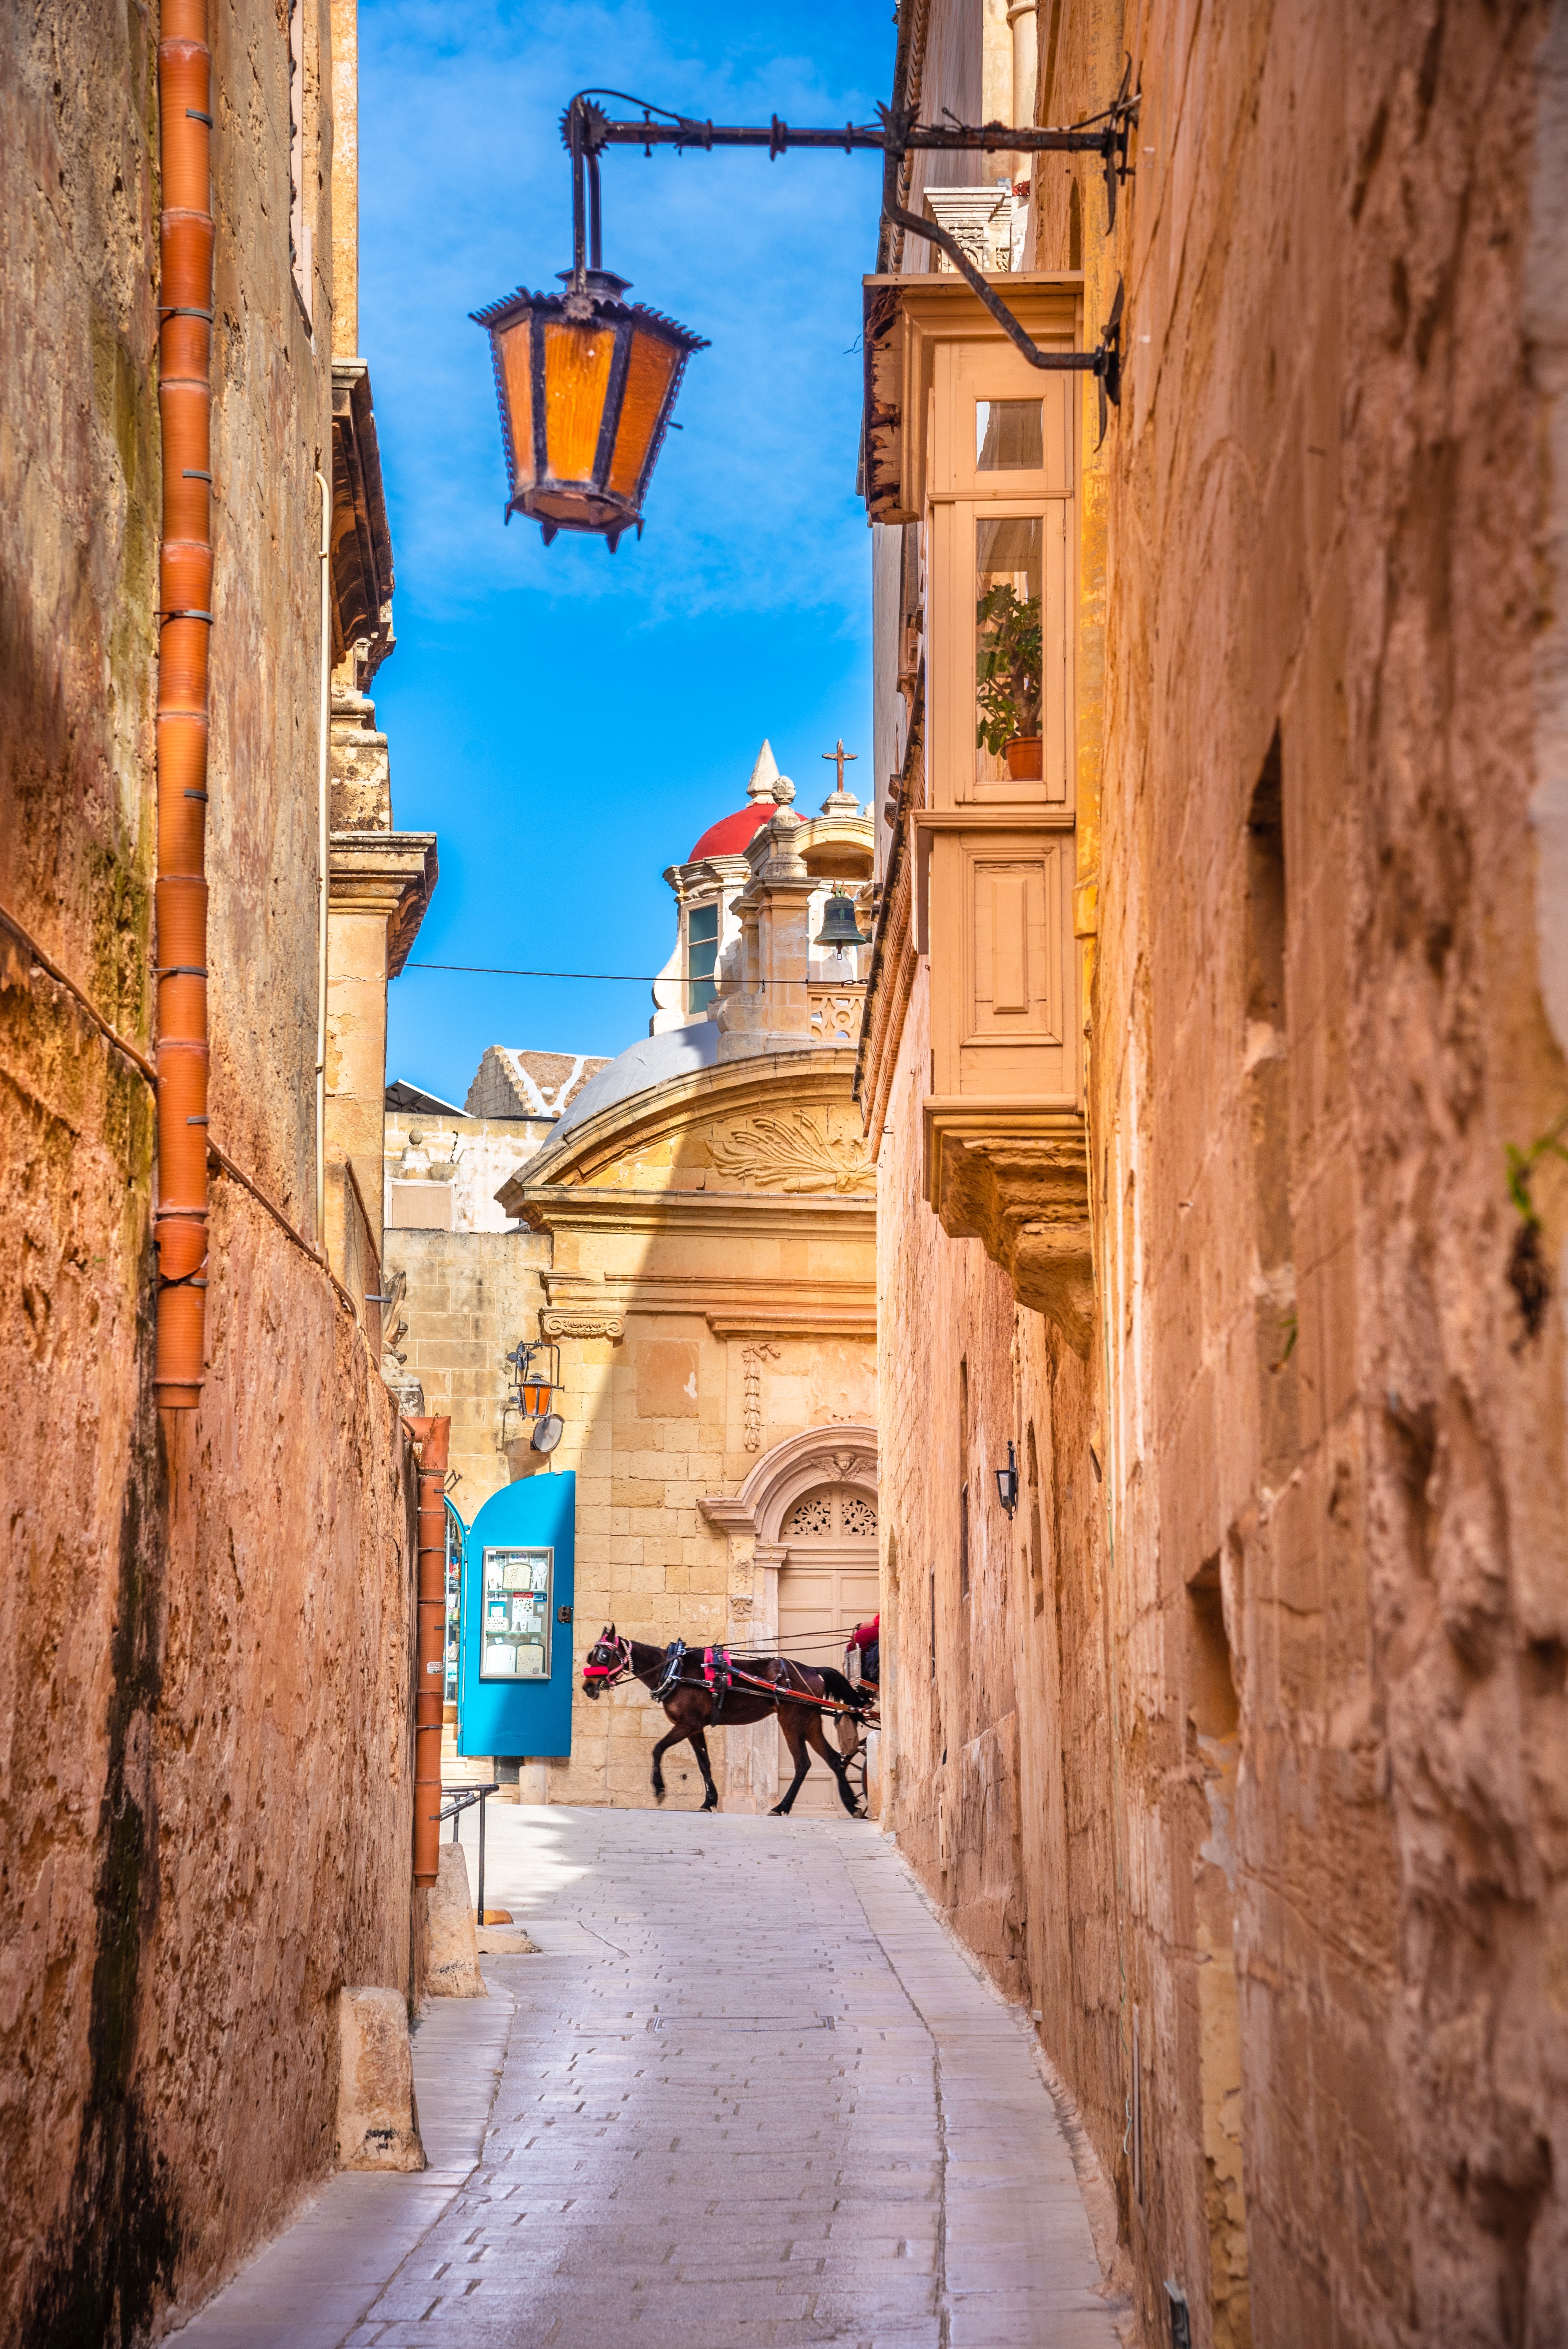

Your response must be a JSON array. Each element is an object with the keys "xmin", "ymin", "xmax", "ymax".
[
  {"xmin": 543, "ymin": 321, "xmax": 615, "ymax": 484},
  {"xmin": 608, "ymin": 327, "xmax": 681, "ymax": 500},
  {"xmin": 975, "ymin": 515, "xmax": 1043, "ymax": 782},
  {"xmin": 496, "ymin": 314, "xmax": 535, "ymax": 490}
]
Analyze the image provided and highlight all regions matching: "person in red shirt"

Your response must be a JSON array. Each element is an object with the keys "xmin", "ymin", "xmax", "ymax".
[{"xmin": 849, "ymin": 1614, "xmax": 880, "ymax": 1688}]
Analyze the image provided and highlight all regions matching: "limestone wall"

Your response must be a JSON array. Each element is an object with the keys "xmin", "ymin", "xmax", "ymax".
[
  {"xmin": 874, "ymin": 2, "xmax": 1568, "ymax": 2343},
  {"xmin": 0, "ymin": 2, "xmax": 421, "ymax": 2340},
  {"xmin": 384, "ymin": 1108, "xmax": 552, "ymax": 1237},
  {"xmin": 386, "ymin": 1225, "xmax": 551, "ymax": 1516},
  {"xmin": 877, "ymin": 960, "xmax": 1123, "ymax": 2153}
]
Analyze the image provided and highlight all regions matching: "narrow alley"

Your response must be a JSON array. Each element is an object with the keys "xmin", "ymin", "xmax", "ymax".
[{"xmin": 175, "ymin": 1809, "xmax": 1126, "ymax": 2349}]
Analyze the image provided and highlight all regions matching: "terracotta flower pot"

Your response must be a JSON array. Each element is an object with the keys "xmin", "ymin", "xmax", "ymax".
[{"xmin": 1005, "ymin": 735, "xmax": 1043, "ymax": 781}]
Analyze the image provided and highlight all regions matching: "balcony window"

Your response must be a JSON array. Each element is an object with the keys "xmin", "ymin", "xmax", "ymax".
[
  {"xmin": 976, "ymin": 516, "xmax": 1043, "ymax": 783},
  {"xmin": 976, "ymin": 399, "xmax": 1043, "ymax": 471}
]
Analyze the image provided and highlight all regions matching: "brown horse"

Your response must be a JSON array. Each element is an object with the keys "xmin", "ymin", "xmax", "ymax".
[{"xmin": 582, "ymin": 1627, "xmax": 870, "ymax": 1816}]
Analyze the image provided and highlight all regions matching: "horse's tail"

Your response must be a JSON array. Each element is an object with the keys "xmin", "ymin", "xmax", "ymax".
[{"xmin": 817, "ymin": 1665, "xmax": 872, "ymax": 1714}]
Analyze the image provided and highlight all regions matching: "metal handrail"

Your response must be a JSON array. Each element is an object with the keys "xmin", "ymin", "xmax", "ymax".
[{"xmin": 439, "ymin": 1779, "xmax": 497, "ymax": 1925}]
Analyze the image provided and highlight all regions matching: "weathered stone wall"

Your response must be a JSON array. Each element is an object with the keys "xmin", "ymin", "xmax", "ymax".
[
  {"xmin": 384, "ymin": 1108, "xmax": 554, "ymax": 1238},
  {"xmin": 875, "ymin": 2, "xmax": 1568, "ymax": 2343},
  {"xmin": 1076, "ymin": 4, "xmax": 1567, "ymax": 2339},
  {"xmin": 387, "ymin": 1224, "xmax": 551, "ymax": 1515},
  {"xmin": 1, "ymin": 2, "xmax": 420, "ymax": 2340},
  {"xmin": 876, "ymin": 955, "xmax": 1124, "ymax": 2181}
]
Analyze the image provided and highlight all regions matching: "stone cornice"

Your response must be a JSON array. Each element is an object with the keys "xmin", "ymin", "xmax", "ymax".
[
  {"xmin": 330, "ymin": 360, "xmax": 395, "ymax": 682},
  {"xmin": 508, "ymin": 1185, "xmax": 875, "ymax": 1241},
  {"xmin": 706, "ymin": 1305, "xmax": 876, "ymax": 1338},
  {"xmin": 328, "ymin": 831, "xmax": 437, "ymax": 975}
]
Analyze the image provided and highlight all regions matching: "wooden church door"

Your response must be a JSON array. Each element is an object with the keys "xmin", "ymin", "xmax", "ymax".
[{"xmin": 775, "ymin": 1483, "xmax": 880, "ymax": 1815}]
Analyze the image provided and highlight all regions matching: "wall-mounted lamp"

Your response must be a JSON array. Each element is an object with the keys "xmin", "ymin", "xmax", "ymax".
[
  {"xmin": 995, "ymin": 1441, "xmax": 1019, "ymax": 1517},
  {"xmin": 472, "ymin": 78, "xmax": 1138, "ymax": 547},
  {"xmin": 506, "ymin": 1339, "xmax": 561, "ymax": 1419}
]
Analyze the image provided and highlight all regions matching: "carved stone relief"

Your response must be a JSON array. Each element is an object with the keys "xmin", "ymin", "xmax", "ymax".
[
  {"xmin": 705, "ymin": 1112, "xmax": 875, "ymax": 1196},
  {"xmin": 540, "ymin": 1308, "xmax": 625, "ymax": 1340},
  {"xmin": 741, "ymin": 1341, "xmax": 779, "ymax": 1451}
]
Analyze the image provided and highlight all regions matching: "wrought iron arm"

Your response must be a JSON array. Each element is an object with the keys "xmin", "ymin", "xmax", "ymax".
[
  {"xmin": 559, "ymin": 73, "xmax": 1138, "ymax": 432},
  {"xmin": 883, "ymin": 192, "xmax": 1125, "ymax": 440},
  {"xmin": 561, "ymin": 68, "xmax": 1140, "ymax": 240}
]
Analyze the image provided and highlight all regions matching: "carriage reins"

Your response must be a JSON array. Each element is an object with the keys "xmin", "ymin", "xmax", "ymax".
[{"xmin": 584, "ymin": 1633, "xmax": 873, "ymax": 1723}]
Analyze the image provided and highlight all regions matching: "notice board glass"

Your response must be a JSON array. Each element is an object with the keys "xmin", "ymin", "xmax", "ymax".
[{"xmin": 480, "ymin": 1547, "xmax": 553, "ymax": 1680}]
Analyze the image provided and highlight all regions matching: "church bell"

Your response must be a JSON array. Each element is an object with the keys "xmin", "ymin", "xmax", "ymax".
[{"xmin": 814, "ymin": 889, "xmax": 868, "ymax": 948}]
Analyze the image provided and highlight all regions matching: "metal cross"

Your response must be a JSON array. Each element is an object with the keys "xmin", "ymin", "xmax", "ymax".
[{"xmin": 821, "ymin": 740, "xmax": 858, "ymax": 792}]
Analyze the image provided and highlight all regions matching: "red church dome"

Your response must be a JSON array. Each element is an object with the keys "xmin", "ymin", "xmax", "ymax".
[{"xmin": 688, "ymin": 803, "xmax": 773, "ymax": 862}]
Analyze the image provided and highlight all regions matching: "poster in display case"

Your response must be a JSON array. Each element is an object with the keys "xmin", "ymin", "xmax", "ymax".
[{"xmin": 480, "ymin": 1546, "xmax": 552, "ymax": 1681}]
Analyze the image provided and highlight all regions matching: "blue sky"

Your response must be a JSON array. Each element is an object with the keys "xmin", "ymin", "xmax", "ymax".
[{"xmin": 359, "ymin": 0, "xmax": 894, "ymax": 1103}]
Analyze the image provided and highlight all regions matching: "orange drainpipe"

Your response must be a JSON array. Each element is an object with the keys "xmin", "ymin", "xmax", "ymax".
[
  {"xmin": 407, "ymin": 1416, "xmax": 451, "ymax": 1886},
  {"xmin": 154, "ymin": 0, "xmax": 214, "ymax": 1408}
]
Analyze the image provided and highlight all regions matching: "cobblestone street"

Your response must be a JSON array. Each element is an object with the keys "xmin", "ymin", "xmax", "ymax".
[{"xmin": 176, "ymin": 1807, "xmax": 1125, "ymax": 2348}]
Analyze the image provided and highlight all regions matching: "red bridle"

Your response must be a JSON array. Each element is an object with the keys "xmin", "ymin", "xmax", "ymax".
[{"xmin": 583, "ymin": 1631, "xmax": 633, "ymax": 1690}]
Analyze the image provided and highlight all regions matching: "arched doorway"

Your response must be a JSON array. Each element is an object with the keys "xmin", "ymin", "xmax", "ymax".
[
  {"xmin": 775, "ymin": 1481, "xmax": 880, "ymax": 1814},
  {"xmin": 700, "ymin": 1423, "xmax": 878, "ymax": 1814}
]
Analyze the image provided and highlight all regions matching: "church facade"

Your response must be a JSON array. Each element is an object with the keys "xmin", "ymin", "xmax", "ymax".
[{"xmin": 385, "ymin": 747, "xmax": 880, "ymax": 1810}]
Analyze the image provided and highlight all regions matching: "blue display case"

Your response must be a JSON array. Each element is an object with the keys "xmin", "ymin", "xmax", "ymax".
[{"xmin": 456, "ymin": 1471, "xmax": 576, "ymax": 1759}]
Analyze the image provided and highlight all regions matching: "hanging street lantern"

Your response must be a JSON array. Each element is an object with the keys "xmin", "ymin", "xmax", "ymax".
[
  {"xmin": 815, "ymin": 886, "xmax": 870, "ymax": 949},
  {"xmin": 471, "ymin": 103, "xmax": 707, "ymax": 551},
  {"xmin": 471, "ymin": 86, "xmax": 1138, "ymax": 551}
]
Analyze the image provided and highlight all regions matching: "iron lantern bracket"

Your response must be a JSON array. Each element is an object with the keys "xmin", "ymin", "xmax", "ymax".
[{"xmin": 559, "ymin": 68, "xmax": 1138, "ymax": 429}]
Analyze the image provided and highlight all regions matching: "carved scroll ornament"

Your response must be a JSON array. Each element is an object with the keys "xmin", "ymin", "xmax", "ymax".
[{"xmin": 540, "ymin": 1308, "xmax": 625, "ymax": 1340}]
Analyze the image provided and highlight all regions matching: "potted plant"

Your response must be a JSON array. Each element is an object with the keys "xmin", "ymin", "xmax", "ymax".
[{"xmin": 975, "ymin": 581, "xmax": 1043, "ymax": 778}]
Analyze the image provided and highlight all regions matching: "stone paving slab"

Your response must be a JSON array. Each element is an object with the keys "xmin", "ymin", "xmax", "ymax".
[
  {"xmin": 174, "ymin": 1806, "xmax": 1124, "ymax": 2347},
  {"xmin": 169, "ymin": 1986, "xmax": 515, "ymax": 2347}
]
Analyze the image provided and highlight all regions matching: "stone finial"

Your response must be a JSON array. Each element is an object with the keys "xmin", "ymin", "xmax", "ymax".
[
  {"xmin": 745, "ymin": 740, "xmax": 780, "ymax": 802},
  {"xmin": 771, "ymin": 777, "xmax": 796, "ymax": 806},
  {"xmin": 752, "ymin": 802, "xmax": 807, "ymax": 882}
]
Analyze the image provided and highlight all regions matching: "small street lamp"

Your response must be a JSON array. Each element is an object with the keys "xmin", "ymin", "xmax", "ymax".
[
  {"xmin": 994, "ymin": 1442, "xmax": 1019, "ymax": 1517},
  {"xmin": 472, "ymin": 81, "xmax": 1137, "ymax": 547}
]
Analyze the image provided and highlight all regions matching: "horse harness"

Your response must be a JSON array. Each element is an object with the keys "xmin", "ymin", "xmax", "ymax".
[{"xmin": 588, "ymin": 1633, "xmax": 863, "ymax": 1723}]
